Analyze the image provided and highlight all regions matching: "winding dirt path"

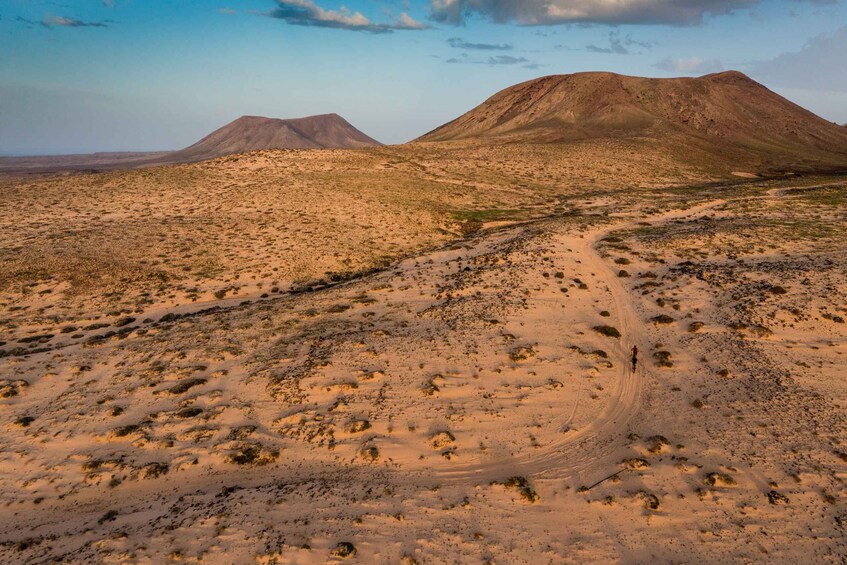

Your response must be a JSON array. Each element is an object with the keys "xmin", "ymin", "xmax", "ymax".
[{"xmin": 432, "ymin": 198, "xmax": 728, "ymax": 485}]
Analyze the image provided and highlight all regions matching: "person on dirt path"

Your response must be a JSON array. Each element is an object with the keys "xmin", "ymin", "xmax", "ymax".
[{"xmin": 631, "ymin": 345, "xmax": 638, "ymax": 371}]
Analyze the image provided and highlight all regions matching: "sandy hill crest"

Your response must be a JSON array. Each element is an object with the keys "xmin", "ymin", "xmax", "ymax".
[
  {"xmin": 173, "ymin": 113, "xmax": 382, "ymax": 161},
  {"xmin": 417, "ymin": 71, "xmax": 847, "ymax": 173}
]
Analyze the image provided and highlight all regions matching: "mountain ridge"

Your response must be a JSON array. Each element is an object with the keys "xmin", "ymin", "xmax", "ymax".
[
  {"xmin": 416, "ymin": 70, "xmax": 847, "ymax": 173},
  {"xmin": 173, "ymin": 113, "xmax": 382, "ymax": 161},
  {"xmin": 0, "ymin": 113, "xmax": 382, "ymax": 173}
]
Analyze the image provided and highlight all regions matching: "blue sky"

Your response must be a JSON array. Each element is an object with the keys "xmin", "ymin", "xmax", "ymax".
[{"xmin": 1, "ymin": 0, "xmax": 846, "ymax": 154}]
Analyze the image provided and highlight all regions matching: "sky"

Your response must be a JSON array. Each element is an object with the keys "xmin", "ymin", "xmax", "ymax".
[{"xmin": 1, "ymin": 0, "xmax": 846, "ymax": 154}]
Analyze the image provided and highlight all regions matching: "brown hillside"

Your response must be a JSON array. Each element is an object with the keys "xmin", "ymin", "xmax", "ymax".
[
  {"xmin": 0, "ymin": 114, "xmax": 382, "ymax": 174},
  {"xmin": 417, "ymin": 71, "xmax": 847, "ymax": 173},
  {"xmin": 173, "ymin": 114, "xmax": 381, "ymax": 161}
]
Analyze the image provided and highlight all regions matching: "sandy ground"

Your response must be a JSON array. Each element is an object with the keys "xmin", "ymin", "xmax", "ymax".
[{"xmin": 0, "ymin": 150, "xmax": 844, "ymax": 563}]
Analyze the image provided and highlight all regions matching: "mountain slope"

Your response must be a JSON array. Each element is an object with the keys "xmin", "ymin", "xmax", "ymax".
[
  {"xmin": 172, "ymin": 114, "xmax": 381, "ymax": 161},
  {"xmin": 417, "ymin": 71, "xmax": 847, "ymax": 173}
]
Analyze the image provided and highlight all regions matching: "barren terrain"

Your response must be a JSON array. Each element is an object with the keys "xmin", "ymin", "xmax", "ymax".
[{"xmin": 0, "ymin": 145, "xmax": 845, "ymax": 563}]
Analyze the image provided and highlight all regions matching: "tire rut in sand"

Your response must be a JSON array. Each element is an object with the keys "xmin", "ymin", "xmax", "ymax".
[{"xmin": 432, "ymin": 199, "xmax": 727, "ymax": 485}]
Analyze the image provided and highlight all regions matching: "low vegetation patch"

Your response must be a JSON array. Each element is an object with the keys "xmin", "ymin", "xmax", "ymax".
[
  {"xmin": 330, "ymin": 542, "xmax": 357, "ymax": 559},
  {"xmin": 163, "ymin": 378, "xmax": 207, "ymax": 395},
  {"xmin": 653, "ymin": 351, "xmax": 673, "ymax": 367},
  {"xmin": 593, "ymin": 325, "xmax": 621, "ymax": 338},
  {"xmin": 500, "ymin": 476, "xmax": 540, "ymax": 503},
  {"xmin": 509, "ymin": 345, "xmax": 536, "ymax": 362},
  {"xmin": 705, "ymin": 472, "xmax": 736, "ymax": 487},
  {"xmin": 227, "ymin": 443, "xmax": 279, "ymax": 466}
]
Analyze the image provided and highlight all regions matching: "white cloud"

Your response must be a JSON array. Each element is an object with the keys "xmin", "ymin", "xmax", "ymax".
[
  {"xmin": 430, "ymin": 0, "xmax": 761, "ymax": 26},
  {"xmin": 749, "ymin": 25, "xmax": 847, "ymax": 92},
  {"xmin": 654, "ymin": 56, "xmax": 724, "ymax": 74},
  {"xmin": 268, "ymin": 0, "xmax": 429, "ymax": 33}
]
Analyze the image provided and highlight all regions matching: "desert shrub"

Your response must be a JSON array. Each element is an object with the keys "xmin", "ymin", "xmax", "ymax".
[
  {"xmin": 330, "ymin": 542, "xmax": 357, "ymax": 559},
  {"xmin": 15, "ymin": 416, "xmax": 35, "ymax": 427},
  {"xmin": 653, "ymin": 351, "xmax": 672, "ymax": 367},
  {"xmin": 347, "ymin": 420, "xmax": 371, "ymax": 433},
  {"xmin": 705, "ymin": 472, "xmax": 736, "ymax": 487},
  {"xmin": 166, "ymin": 378, "xmax": 207, "ymax": 395},
  {"xmin": 114, "ymin": 316, "xmax": 136, "ymax": 327},
  {"xmin": 227, "ymin": 443, "xmax": 279, "ymax": 466},
  {"xmin": 638, "ymin": 491, "xmax": 660, "ymax": 510},
  {"xmin": 621, "ymin": 458, "xmax": 650, "ymax": 469},
  {"xmin": 593, "ymin": 325, "xmax": 621, "ymax": 338},
  {"xmin": 502, "ymin": 476, "xmax": 540, "ymax": 503},
  {"xmin": 112, "ymin": 424, "xmax": 141, "ymax": 437},
  {"xmin": 140, "ymin": 462, "xmax": 169, "ymax": 479},
  {"xmin": 431, "ymin": 431, "xmax": 456, "ymax": 448},
  {"xmin": 767, "ymin": 490, "xmax": 789, "ymax": 505},
  {"xmin": 98, "ymin": 510, "xmax": 118, "ymax": 524},
  {"xmin": 422, "ymin": 375, "xmax": 441, "ymax": 396},
  {"xmin": 359, "ymin": 445, "xmax": 380, "ymax": 461},
  {"xmin": 509, "ymin": 345, "xmax": 536, "ymax": 362}
]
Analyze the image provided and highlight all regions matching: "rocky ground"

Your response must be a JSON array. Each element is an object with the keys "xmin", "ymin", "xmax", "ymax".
[{"xmin": 0, "ymin": 150, "xmax": 844, "ymax": 563}]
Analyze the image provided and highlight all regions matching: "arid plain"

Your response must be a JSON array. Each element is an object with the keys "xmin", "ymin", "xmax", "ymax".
[{"xmin": 1, "ymin": 73, "xmax": 846, "ymax": 563}]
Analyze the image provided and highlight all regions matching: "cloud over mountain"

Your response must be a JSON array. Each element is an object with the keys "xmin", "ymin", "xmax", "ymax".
[
  {"xmin": 749, "ymin": 25, "xmax": 847, "ymax": 92},
  {"xmin": 654, "ymin": 56, "xmax": 723, "ymax": 74}
]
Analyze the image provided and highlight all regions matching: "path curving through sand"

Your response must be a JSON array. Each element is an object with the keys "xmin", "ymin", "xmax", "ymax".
[{"xmin": 430, "ymin": 198, "xmax": 728, "ymax": 486}]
